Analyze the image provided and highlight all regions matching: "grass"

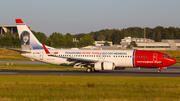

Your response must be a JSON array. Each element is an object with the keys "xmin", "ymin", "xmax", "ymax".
[
  {"xmin": 0, "ymin": 76, "xmax": 180, "ymax": 101},
  {"xmin": 0, "ymin": 49, "xmax": 29, "ymax": 60}
]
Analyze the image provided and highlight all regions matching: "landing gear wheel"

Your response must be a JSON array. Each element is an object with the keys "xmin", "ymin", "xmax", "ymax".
[
  {"xmin": 94, "ymin": 69, "xmax": 99, "ymax": 72},
  {"xmin": 157, "ymin": 69, "xmax": 161, "ymax": 73},
  {"xmin": 86, "ymin": 67, "xmax": 92, "ymax": 73}
]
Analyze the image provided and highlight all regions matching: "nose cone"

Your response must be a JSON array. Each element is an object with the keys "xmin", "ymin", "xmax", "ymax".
[{"xmin": 169, "ymin": 58, "xmax": 177, "ymax": 65}]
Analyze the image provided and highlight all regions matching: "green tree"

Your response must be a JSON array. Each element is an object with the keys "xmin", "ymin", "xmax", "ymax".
[
  {"xmin": 152, "ymin": 32, "xmax": 156, "ymax": 41},
  {"xmin": 156, "ymin": 32, "xmax": 161, "ymax": 42},
  {"xmin": 107, "ymin": 33, "xmax": 112, "ymax": 41},
  {"xmin": 104, "ymin": 41, "xmax": 110, "ymax": 46},
  {"xmin": 126, "ymin": 45, "xmax": 132, "ymax": 49},
  {"xmin": 0, "ymin": 33, "xmax": 20, "ymax": 46},
  {"xmin": 78, "ymin": 34, "xmax": 94, "ymax": 47},
  {"xmin": 96, "ymin": 34, "xmax": 106, "ymax": 41},
  {"xmin": 49, "ymin": 32, "xmax": 66, "ymax": 47},
  {"xmin": 73, "ymin": 33, "xmax": 86, "ymax": 40},
  {"xmin": 65, "ymin": 33, "xmax": 75, "ymax": 47},
  {"xmin": 32, "ymin": 30, "xmax": 49, "ymax": 45},
  {"xmin": 111, "ymin": 30, "xmax": 123, "ymax": 44},
  {"xmin": 130, "ymin": 41, "xmax": 137, "ymax": 47}
]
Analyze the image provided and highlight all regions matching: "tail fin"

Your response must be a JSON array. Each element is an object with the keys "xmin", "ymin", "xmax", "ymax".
[{"xmin": 15, "ymin": 19, "xmax": 53, "ymax": 50}]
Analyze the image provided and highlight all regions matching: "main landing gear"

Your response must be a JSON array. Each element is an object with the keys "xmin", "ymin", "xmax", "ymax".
[
  {"xmin": 86, "ymin": 67, "xmax": 92, "ymax": 73},
  {"xmin": 86, "ymin": 67, "xmax": 99, "ymax": 73}
]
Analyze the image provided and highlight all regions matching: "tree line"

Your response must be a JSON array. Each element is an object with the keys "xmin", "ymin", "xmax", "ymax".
[{"xmin": 0, "ymin": 26, "xmax": 180, "ymax": 47}]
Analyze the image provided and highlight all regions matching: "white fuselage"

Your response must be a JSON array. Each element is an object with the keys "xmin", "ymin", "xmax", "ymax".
[{"xmin": 21, "ymin": 49, "xmax": 135, "ymax": 67}]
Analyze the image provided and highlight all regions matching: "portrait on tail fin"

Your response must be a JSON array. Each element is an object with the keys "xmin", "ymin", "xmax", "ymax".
[{"xmin": 20, "ymin": 31, "xmax": 33, "ymax": 50}]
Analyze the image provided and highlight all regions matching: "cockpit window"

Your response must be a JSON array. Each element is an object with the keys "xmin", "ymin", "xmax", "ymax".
[{"xmin": 162, "ymin": 55, "xmax": 170, "ymax": 58}]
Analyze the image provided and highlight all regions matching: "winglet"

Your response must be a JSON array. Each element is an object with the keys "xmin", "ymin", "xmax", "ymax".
[
  {"xmin": 42, "ymin": 44, "xmax": 50, "ymax": 54},
  {"xmin": 15, "ymin": 19, "xmax": 25, "ymax": 25}
]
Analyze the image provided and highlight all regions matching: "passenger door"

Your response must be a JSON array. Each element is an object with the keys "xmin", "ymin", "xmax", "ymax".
[
  {"xmin": 40, "ymin": 52, "xmax": 43, "ymax": 60},
  {"xmin": 153, "ymin": 53, "xmax": 158, "ymax": 65}
]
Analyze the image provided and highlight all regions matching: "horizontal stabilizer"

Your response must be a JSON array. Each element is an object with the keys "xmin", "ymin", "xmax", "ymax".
[{"xmin": 6, "ymin": 48, "xmax": 31, "ymax": 53}]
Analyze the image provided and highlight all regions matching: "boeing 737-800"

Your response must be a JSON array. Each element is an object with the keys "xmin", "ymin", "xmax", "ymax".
[{"xmin": 13, "ymin": 19, "xmax": 177, "ymax": 73}]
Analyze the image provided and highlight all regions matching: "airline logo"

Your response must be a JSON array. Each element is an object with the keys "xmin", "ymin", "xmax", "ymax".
[{"xmin": 137, "ymin": 61, "xmax": 162, "ymax": 63}]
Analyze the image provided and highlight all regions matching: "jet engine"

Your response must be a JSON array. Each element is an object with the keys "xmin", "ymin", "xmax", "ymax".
[{"xmin": 94, "ymin": 61, "xmax": 115, "ymax": 70}]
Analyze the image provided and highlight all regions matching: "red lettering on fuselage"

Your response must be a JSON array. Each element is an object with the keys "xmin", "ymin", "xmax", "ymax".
[
  {"xmin": 82, "ymin": 52, "xmax": 91, "ymax": 54},
  {"xmin": 92, "ymin": 52, "xmax": 99, "ymax": 54},
  {"xmin": 54, "ymin": 52, "xmax": 58, "ymax": 54}
]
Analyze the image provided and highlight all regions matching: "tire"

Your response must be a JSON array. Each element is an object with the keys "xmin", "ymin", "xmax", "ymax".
[
  {"xmin": 94, "ymin": 69, "xmax": 99, "ymax": 72},
  {"xmin": 157, "ymin": 69, "xmax": 161, "ymax": 73},
  {"xmin": 86, "ymin": 67, "xmax": 92, "ymax": 73}
]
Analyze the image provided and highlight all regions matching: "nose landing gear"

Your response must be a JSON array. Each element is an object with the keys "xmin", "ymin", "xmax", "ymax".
[
  {"xmin": 157, "ymin": 69, "xmax": 161, "ymax": 73},
  {"xmin": 157, "ymin": 67, "xmax": 167, "ymax": 73}
]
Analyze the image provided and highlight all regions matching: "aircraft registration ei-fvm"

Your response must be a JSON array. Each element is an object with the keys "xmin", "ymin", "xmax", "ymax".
[{"xmin": 13, "ymin": 19, "xmax": 177, "ymax": 73}]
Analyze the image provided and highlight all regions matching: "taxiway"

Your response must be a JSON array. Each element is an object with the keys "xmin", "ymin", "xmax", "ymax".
[{"xmin": 0, "ymin": 68, "xmax": 180, "ymax": 77}]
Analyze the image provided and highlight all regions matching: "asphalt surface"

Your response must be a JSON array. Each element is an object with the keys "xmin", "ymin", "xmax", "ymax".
[
  {"xmin": 0, "ymin": 68, "xmax": 180, "ymax": 77},
  {"xmin": 0, "ymin": 61, "xmax": 180, "ymax": 77}
]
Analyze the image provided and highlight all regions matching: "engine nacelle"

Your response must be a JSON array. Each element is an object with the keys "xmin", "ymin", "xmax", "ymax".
[{"xmin": 94, "ymin": 61, "xmax": 115, "ymax": 70}]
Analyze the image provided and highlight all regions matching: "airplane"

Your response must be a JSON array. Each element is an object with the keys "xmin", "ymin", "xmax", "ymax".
[{"xmin": 13, "ymin": 19, "xmax": 177, "ymax": 73}]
